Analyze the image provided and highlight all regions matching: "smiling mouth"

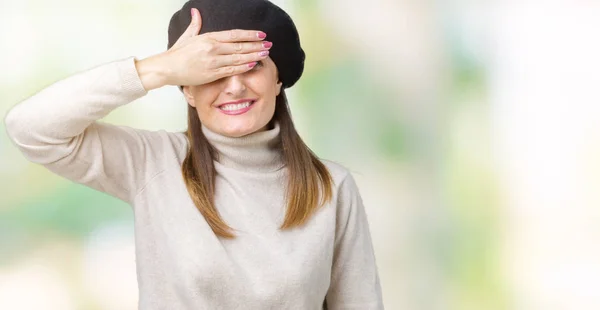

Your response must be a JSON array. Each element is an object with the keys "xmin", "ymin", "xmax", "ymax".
[{"xmin": 218, "ymin": 100, "xmax": 256, "ymax": 111}]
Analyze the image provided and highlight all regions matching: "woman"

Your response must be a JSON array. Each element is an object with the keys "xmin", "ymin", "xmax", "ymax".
[{"xmin": 4, "ymin": 0, "xmax": 383, "ymax": 309}]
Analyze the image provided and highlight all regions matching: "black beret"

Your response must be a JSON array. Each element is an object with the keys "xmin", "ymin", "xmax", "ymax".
[{"xmin": 167, "ymin": 0, "xmax": 305, "ymax": 89}]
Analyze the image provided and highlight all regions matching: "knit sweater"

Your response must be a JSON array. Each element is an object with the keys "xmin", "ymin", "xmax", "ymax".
[{"xmin": 4, "ymin": 56, "xmax": 384, "ymax": 310}]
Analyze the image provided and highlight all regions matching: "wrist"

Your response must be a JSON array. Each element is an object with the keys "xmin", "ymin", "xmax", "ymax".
[{"xmin": 134, "ymin": 54, "xmax": 169, "ymax": 91}]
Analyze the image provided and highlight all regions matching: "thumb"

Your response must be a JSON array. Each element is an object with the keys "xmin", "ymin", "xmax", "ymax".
[
  {"xmin": 188, "ymin": 8, "xmax": 202, "ymax": 36},
  {"xmin": 171, "ymin": 8, "xmax": 202, "ymax": 49}
]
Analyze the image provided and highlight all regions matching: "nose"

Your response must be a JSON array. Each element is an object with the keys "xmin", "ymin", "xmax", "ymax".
[{"xmin": 222, "ymin": 74, "xmax": 247, "ymax": 96}]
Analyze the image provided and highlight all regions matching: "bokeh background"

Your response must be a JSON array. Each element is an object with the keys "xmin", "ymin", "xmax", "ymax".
[{"xmin": 2, "ymin": 0, "xmax": 600, "ymax": 309}]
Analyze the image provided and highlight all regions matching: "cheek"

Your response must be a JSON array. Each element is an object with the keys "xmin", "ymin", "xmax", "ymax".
[
  {"xmin": 193, "ymin": 88, "xmax": 219, "ymax": 110},
  {"xmin": 261, "ymin": 97, "xmax": 277, "ymax": 115},
  {"xmin": 191, "ymin": 97, "xmax": 220, "ymax": 124},
  {"xmin": 261, "ymin": 85, "xmax": 279, "ymax": 111}
]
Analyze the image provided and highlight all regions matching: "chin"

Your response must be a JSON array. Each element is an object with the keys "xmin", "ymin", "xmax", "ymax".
[{"xmin": 219, "ymin": 124, "xmax": 260, "ymax": 138}]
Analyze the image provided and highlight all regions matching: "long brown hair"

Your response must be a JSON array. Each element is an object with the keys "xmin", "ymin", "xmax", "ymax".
[{"xmin": 181, "ymin": 90, "xmax": 333, "ymax": 238}]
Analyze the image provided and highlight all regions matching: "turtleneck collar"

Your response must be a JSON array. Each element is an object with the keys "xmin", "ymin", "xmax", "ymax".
[{"xmin": 201, "ymin": 121, "xmax": 285, "ymax": 173}]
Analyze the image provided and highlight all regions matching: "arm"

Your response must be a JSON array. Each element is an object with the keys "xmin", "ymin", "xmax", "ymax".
[
  {"xmin": 326, "ymin": 173, "xmax": 384, "ymax": 310},
  {"xmin": 135, "ymin": 53, "xmax": 169, "ymax": 91},
  {"xmin": 4, "ymin": 56, "xmax": 166, "ymax": 204}
]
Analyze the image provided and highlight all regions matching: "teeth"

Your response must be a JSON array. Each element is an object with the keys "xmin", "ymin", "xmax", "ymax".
[{"xmin": 220, "ymin": 101, "xmax": 252, "ymax": 111}]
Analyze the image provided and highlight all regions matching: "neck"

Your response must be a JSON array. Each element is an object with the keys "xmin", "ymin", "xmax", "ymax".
[{"xmin": 200, "ymin": 121, "xmax": 285, "ymax": 173}]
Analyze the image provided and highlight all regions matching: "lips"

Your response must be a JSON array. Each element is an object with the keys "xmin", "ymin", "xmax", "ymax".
[
  {"xmin": 217, "ymin": 99, "xmax": 256, "ymax": 108},
  {"xmin": 217, "ymin": 100, "xmax": 257, "ymax": 115}
]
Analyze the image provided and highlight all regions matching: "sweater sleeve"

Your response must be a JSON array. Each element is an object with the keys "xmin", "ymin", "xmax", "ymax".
[
  {"xmin": 4, "ymin": 56, "xmax": 157, "ymax": 204},
  {"xmin": 326, "ymin": 173, "xmax": 385, "ymax": 310}
]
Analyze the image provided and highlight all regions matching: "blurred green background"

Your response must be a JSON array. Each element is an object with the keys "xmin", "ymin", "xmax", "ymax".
[{"xmin": 2, "ymin": 0, "xmax": 600, "ymax": 309}]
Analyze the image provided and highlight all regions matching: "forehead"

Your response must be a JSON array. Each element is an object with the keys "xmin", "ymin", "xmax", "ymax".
[
  {"xmin": 258, "ymin": 56, "xmax": 279, "ymax": 75},
  {"xmin": 263, "ymin": 56, "xmax": 276, "ymax": 67}
]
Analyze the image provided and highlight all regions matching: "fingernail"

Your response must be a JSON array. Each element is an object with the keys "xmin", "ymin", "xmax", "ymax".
[
  {"xmin": 248, "ymin": 62, "xmax": 257, "ymax": 68},
  {"xmin": 258, "ymin": 51, "xmax": 269, "ymax": 57},
  {"xmin": 257, "ymin": 32, "xmax": 267, "ymax": 39},
  {"xmin": 262, "ymin": 41, "xmax": 273, "ymax": 49},
  {"xmin": 191, "ymin": 8, "xmax": 195, "ymax": 16}
]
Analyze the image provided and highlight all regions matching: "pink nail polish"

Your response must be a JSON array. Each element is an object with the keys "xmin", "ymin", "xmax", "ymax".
[
  {"xmin": 248, "ymin": 62, "xmax": 257, "ymax": 68},
  {"xmin": 262, "ymin": 41, "xmax": 273, "ymax": 49},
  {"xmin": 257, "ymin": 32, "xmax": 267, "ymax": 39}
]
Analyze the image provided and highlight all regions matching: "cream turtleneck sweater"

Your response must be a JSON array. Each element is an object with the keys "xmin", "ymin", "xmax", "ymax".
[{"xmin": 4, "ymin": 56, "xmax": 384, "ymax": 310}]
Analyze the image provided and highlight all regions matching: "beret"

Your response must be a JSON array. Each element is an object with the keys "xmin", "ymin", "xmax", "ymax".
[{"xmin": 167, "ymin": 0, "xmax": 305, "ymax": 89}]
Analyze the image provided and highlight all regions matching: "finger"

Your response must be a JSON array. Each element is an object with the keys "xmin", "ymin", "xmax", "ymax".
[
  {"xmin": 182, "ymin": 8, "xmax": 202, "ymax": 39},
  {"xmin": 195, "ymin": 9, "xmax": 203, "ymax": 34},
  {"xmin": 213, "ymin": 62, "xmax": 259, "ymax": 80},
  {"xmin": 215, "ymin": 41, "xmax": 272, "ymax": 55},
  {"xmin": 210, "ymin": 51, "xmax": 270, "ymax": 68},
  {"xmin": 208, "ymin": 29, "xmax": 267, "ymax": 43},
  {"xmin": 171, "ymin": 8, "xmax": 203, "ymax": 49}
]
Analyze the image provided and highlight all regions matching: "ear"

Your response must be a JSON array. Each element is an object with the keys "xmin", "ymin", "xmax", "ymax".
[
  {"xmin": 275, "ymin": 81, "xmax": 283, "ymax": 96},
  {"xmin": 182, "ymin": 85, "xmax": 196, "ymax": 107}
]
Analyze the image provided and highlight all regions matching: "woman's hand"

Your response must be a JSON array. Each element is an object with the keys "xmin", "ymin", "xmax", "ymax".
[
  {"xmin": 162, "ymin": 8, "xmax": 271, "ymax": 87},
  {"xmin": 135, "ymin": 8, "xmax": 271, "ymax": 91}
]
